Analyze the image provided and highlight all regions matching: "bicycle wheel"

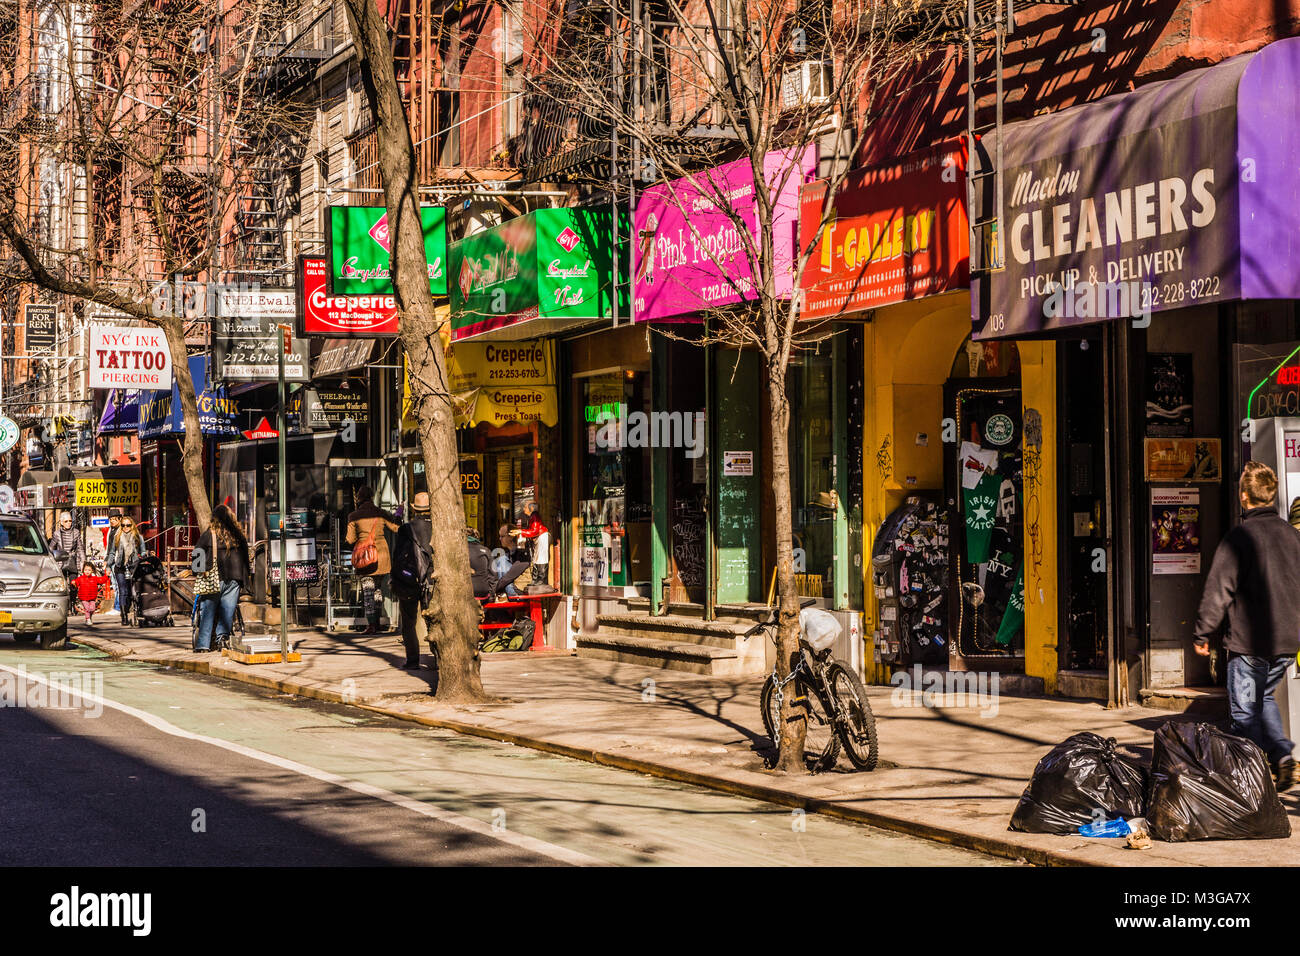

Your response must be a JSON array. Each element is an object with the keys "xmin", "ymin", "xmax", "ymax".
[
  {"xmin": 827, "ymin": 661, "xmax": 878, "ymax": 771},
  {"xmin": 761, "ymin": 672, "xmax": 840, "ymax": 772}
]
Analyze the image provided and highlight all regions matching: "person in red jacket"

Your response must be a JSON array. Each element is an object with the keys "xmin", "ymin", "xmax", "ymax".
[{"xmin": 71, "ymin": 562, "xmax": 110, "ymax": 626}]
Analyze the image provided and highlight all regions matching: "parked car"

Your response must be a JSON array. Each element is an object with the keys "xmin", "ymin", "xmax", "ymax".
[{"xmin": 0, "ymin": 513, "xmax": 71, "ymax": 649}]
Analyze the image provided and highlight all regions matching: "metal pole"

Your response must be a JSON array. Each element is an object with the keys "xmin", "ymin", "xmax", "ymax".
[{"xmin": 277, "ymin": 326, "xmax": 288, "ymax": 663}]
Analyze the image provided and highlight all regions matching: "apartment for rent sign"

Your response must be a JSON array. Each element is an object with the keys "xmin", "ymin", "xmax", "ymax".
[{"xmin": 90, "ymin": 326, "xmax": 173, "ymax": 389}]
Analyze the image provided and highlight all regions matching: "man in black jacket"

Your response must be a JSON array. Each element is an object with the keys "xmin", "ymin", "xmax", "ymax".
[
  {"xmin": 1194, "ymin": 461, "xmax": 1300, "ymax": 790},
  {"xmin": 392, "ymin": 492, "xmax": 434, "ymax": 670}
]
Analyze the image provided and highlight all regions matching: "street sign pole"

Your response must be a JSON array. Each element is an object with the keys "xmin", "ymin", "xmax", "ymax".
[{"xmin": 277, "ymin": 325, "xmax": 289, "ymax": 664}]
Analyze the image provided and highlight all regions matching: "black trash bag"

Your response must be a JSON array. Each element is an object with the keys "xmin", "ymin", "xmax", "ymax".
[
  {"xmin": 1009, "ymin": 732, "xmax": 1148, "ymax": 834},
  {"xmin": 1147, "ymin": 721, "xmax": 1291, "ymax": 842}
]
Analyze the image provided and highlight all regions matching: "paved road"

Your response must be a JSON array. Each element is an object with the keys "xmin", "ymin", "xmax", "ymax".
[{"xmin": 0, "ymin": 640, "xmax": 1013, "ymax": 866}]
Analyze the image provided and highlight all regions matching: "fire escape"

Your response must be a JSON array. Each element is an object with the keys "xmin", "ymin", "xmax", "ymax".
[
  {"xmin": 963, "ymin": 0, "xmax": 1089, "ymax": 275},
  {"xmin": 229, "ymin": 2, "xmax": 330, "ymax": 283}
]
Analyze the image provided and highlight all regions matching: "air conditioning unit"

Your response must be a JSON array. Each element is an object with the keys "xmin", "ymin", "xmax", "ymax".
[{"xmin": 781, "ymin": 60, "xmax": 833, "ymax": 111}]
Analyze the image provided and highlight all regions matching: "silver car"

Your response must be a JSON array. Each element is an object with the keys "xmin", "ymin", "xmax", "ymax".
[{"xmin": 0, "ymin": 513, "xmax": 71, "ymax": 649}]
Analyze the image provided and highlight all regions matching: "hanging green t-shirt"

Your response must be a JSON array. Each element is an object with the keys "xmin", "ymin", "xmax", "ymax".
[
  {"xmin": 995, "ymin": 565, "xmax": 1025, "ymax": 646},
  {"xmin": 964, "ymin": 471, "xmax": 1001, "ymax": 564}
]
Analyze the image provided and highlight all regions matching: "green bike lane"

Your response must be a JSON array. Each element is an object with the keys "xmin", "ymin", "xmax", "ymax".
[{"xmin": 0, "ymin": 645, "xmax": 1010, "ymax": 867}]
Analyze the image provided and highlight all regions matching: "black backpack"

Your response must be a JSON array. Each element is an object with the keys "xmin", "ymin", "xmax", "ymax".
[{"xmin": 391, "ymin": 523, "xmax": 432, "ymax": 599}]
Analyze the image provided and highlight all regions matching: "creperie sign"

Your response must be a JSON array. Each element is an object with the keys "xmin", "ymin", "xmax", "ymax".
[
  {"xmin": 89, "ymin": 326, "xmax": 173, "ymax": 390},
  {"xmin": 301, "ymin": 256, "xmax": 399, "ymax": 336}
]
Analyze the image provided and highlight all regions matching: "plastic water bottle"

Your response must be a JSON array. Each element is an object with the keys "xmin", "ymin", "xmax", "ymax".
[{"xmin": 1078, "ymin": 818, "xmax": 1131, "ymax": 838}]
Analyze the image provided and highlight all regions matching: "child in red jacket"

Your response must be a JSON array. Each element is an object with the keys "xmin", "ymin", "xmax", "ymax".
[{"xmin": 71, "ymin": 563, "xmax": 110, "ymax": 626}]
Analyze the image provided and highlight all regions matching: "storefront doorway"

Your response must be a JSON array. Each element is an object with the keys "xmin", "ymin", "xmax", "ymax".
[
  {"xmin": 1059, "ymin": 332, "xmax": 1112, "ymax": 677},
  {"xmin": 665, "ymin": 339, "xmax": 707, "ymax": 605},
  {"xmin": 945, "ymin": 339, "xmax": 1023, "ymax": 671}
]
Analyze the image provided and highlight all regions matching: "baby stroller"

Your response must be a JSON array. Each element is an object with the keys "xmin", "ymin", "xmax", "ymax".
[{"xmin": 130, "ymin": 554, "xmax": 175, "ymax": 627}]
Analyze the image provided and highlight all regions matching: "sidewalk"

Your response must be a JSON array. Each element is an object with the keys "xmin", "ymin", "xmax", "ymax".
[{"xmin": 68, "ymin": 620, "xmax": 1300, "ymax": 867}]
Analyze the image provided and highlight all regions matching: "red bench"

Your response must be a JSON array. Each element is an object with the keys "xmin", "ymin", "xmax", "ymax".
[{"xmin": 477, "ymin": 591, "xmax": 564, "ymax": 650}]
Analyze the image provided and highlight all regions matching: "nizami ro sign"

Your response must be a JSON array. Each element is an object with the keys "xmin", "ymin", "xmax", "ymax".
[{"xmin": 90, "ymin": 326, "xmax": 173, "ymax": 390}]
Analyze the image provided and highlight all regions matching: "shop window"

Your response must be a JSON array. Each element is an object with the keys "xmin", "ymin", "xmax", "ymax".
[
  {"xmin": 788, "ymin": 350, "xmax": 835, "ymax": 600},
  {"xmin": 578, "ymin": 370, "xmax": 651, "ymax": 589}
]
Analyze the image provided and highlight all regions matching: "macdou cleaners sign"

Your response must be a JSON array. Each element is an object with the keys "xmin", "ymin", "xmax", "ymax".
[
  {"xmin": 300, "ymin": 256, "xmax": 399, "ymax": 336},
  {"xmin": 327, "ymin": 206, "xmax": 447, "ymax": 297},
  {"xmin": 973, "ymin": 37, "xmax": 1300, "ymax": 338},
  {"xmin": 800, "ymin": 141, "xmax": 969, "ymax": 321},
  {"xmin": 89, "ymin": 326, "xmax": 173, "ymax": 390},
  {"xmin": 632, "ymin": 147, "xmax": 816, "ymax": 321}
]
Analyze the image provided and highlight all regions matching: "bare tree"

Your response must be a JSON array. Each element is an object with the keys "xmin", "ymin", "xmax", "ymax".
[
  {"xmin": 341, "ymin": 0, "xmax": 491, "ymax": 702},
  {"xmin": 524, "ymin": 0, "xmax": 961, "ymax": 771},
  {"xmin": 0, "ymin": 0, "xmax": 311, "ymax": 528}
]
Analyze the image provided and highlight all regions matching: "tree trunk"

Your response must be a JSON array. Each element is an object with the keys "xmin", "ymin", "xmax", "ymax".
[
  {"xmin": 159, "ymin": 313, "xmax": 212, "ymax": 532},
  {"xmin": 343, "ymin": 0, "xmax": 489, "ymax": 702},
  {"xmin": 764, "ymin": 321, "xmax": 807, "ymax": 775}
]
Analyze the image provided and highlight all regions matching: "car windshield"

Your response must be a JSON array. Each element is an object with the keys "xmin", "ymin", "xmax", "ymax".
[{"xmin": 0, "ymin": 520, "xmax": 47, "ymax": 554}]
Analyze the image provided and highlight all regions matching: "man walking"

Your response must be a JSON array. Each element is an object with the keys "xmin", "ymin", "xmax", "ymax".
[
  {"xmin": 391, "ymin": 491, "xmax": 434, "ymax": 670},
  {"xmin": 1194, "ymin": 461, "xmax": 1300, "ymax": 790}
]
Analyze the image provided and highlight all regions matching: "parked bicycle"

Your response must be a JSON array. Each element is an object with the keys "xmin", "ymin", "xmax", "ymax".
[{"xmin": 749, "ymin": 599, "xmax": 878, "ymax": 772}]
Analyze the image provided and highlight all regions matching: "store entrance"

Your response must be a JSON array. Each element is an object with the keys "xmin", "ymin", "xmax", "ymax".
[
  {"xmin": 666, "ymin": 340, "xmax": 707, "ymax": 605},
  {"xmin": 1060, "ymin": 334, "xmax": 1112, "ymax": 677},
  {"xmin": 945, "ymin": 338, "xmax": 1024, "ymax": 670}
]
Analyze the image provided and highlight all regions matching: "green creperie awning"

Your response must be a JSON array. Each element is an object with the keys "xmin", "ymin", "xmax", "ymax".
[{"xmin": 449, "ymin": 207, "xmax": 627, "ymax": 342}]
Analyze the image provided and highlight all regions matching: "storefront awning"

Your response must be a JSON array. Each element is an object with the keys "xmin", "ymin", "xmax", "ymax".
[
  {"xmin": 452, "ymin": 386, "xmax": 558, "ymax": 428},
  {"xmin": 97, "ymin": 389, "xmax": 140, "ymax": 435},
  {"xmin": 973, "ymin": 36, "xmax": 1300, "ymax": 339},
  {"xmin": 138, "ymin": 355, "xmax": 240, "ymax": 439},
  {"xmin": 449, "ymin": 207, "xmax": 626, "ymax": 342}
]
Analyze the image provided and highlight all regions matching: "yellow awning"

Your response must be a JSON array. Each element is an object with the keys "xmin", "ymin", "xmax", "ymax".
[{"xmin": 453, "ymin": 386, "xmax": 558, "ymax": 429}]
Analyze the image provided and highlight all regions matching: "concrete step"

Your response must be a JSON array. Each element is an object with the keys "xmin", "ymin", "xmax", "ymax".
[
  {"xmin": 575, "ymin": 632, "xmax": 749, "ymax": 677},
  {"xmin": 1057, "ymin": 669, "xmax": 1107, "ymax": 700},
  {"xmin": 1140, "ymin": 685, "xmax": 1228, "ymax": 717},
  {"xmin": 595, "ymin": 612, "xmax": 758, "ymax": 649}
]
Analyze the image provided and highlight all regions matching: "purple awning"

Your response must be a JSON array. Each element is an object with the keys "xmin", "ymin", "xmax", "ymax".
[
  {"xmin": 96, "ymin": 389, "xmax": 139, "ymax": 435},
  {"xmin": 972, "ymin": 36, "xmax": 1300, "ymax": 339}
]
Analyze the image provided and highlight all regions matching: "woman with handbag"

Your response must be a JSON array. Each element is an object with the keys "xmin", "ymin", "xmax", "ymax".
[
  {"xmin": 345, "ymin": 485, "xmax": 399, "ymax": 635},
  {"xmin": 193, "ymin": 505, "xmax": 250, "ymax": 652}
]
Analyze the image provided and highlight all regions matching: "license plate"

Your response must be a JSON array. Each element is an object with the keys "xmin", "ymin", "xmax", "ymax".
[{"xmin": 0, "ymin": 611, "xmax": 12, "ymax": 625}]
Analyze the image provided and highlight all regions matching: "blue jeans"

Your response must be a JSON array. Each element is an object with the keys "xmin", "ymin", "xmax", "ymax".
[
  {"xmin": 1227, "ymin": 653, "xmax": 1295, "ymax": 765},
  {"xmin": 195, "ymin": 580, "xmax": 240, "ymax": 650}
]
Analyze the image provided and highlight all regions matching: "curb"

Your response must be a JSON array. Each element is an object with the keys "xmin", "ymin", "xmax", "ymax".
[{"xmin": 73, "ymin": 634, "xmax": 1094, "ymax": 867}]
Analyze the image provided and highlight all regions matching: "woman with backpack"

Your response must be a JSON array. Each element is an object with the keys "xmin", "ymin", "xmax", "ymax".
[
  {"xmin": 193, "ymin": 505, "xmax": 251, "ymax": 652},
  {"xmin": 345, "ymin": 485, "xmax": 399, "ymax": 635}
]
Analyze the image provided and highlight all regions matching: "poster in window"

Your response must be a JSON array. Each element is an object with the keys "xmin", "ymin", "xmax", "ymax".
[{"xmin": 1145, "ymin": 353, "xmax": 1193, "ymax": 437}]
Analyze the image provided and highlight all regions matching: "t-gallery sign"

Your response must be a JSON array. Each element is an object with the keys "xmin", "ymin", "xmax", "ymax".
[{"xmin": 89, "ymin": 326, "xmax": 173, "ymax": 390}]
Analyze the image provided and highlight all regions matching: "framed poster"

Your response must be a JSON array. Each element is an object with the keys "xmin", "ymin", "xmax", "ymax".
[
  {"xmin": 1144, "ymin": 438, "xmax": 1221, "ymax": 483},
  {"xmin": 1145, "ymin": 353, "xmax": 1193, "ymax": 437},
  {"xmin": 1151, "ymin": 488, "xmax": 1201, "ymax": 575}
]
